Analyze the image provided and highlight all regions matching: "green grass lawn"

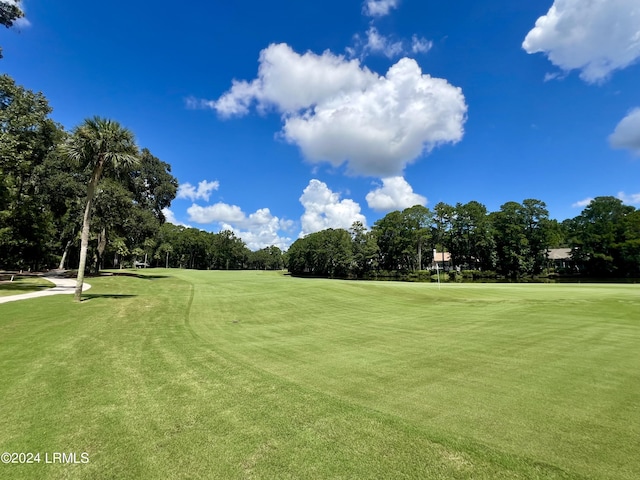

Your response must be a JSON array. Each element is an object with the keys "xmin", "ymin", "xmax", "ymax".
[
  {"xmin": 0, "ymin": 270, "xmax": 638, "ymax": 479},
  {"xmin": 0, "ymin": 276, "xmax": 54, "ymax": 296}
]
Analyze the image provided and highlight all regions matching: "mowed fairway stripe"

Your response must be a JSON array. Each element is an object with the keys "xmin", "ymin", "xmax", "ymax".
[
  {"xmin": 182, "ymin": 272, "xmax": 640, "ymax": 480},
  {"xmin": 0, "ymin": 270, "xmax": 637, "ymax": 479}
]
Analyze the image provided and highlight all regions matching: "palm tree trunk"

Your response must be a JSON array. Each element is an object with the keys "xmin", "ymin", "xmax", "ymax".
[
  {"xmin": 75, "ymin": 164, "xmax": 103, "ymax": 301},
  {"xmin": 96, "ymin": 227, "xmax": 107, "ymax": 272},
  {"xmin": 58, "ymin": 239, "xmax": 72, "ymax": 270}
]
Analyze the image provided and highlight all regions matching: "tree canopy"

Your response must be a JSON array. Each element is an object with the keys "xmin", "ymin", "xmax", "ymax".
[
  {"xmin": 0, "ymin": 0, "xmax": 24, "ymax": 58},
  {"xmin": 288, "ymin": 198, "xmax": 640, "ymax": 280},
  {"xmin": 0, "ymin": 75, "xmax": 183, "ymax": 277}
]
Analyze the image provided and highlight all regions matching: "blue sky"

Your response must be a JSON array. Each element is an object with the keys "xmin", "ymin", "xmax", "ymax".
[{"xmin": 2, "ymin": 0, "xmax": 640, "ymax": 249}]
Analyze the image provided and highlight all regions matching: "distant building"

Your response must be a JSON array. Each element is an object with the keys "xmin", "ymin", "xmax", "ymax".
[
  {"xmin": 547, "ymin": 248, "xmax": 575, "ymax": 271},
  {"xmin": 432, "ymin": 251, "xmax": 452, "ymax": 271}
]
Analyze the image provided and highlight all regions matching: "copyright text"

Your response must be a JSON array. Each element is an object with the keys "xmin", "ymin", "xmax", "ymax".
[{"xmin": 1, "ymin": 452, "xmax": 89, "ymax": 464}]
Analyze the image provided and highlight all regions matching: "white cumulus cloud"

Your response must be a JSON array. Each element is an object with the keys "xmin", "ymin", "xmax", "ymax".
[
  {"xmin": 363, "ymin": 0, "xmax": 399, "ymax": 17},
  {"xmin": 609, "ymin": 108, "xmax": 640, "ymax": 155},
  {"xmin": 617, "ymin": 191, "xmax": 640, "ymax": 205},
  {"xmin": 523, "ymin": 0, "xmax": 640, "ymax": 83},
  {"xmin": 207, "ymin": 43, "xmax": 467, "ymax": 177},
  {"xmin": 411, "ymin": 35, "xmax": 433, "ymax": 54},
  {"xmin": 220, "ymin": 208, "xmax": 294, "ymax": 250},
  {"xmin": 214, "ymin": 44, "xmax": 377, "ymax": 116},
  {"xmin": 177, "ymin": 180, "xmax": 220, "ymax": 202},
  {"xmin": 299, "ymin": 179, "xmax": 367, "ymax": 236},
  {"xmin": 161, "ymin": 207, "xmax": 191, "ymax": 227},
  {"xmin": 363, "ymin": 27, "xmax": 404, "ymax": 58},
  {"xmin": 572, "ymin": 197, "xmax": 594, "ymax": 208},
  {"xmin": 185, "ymin": 96, "xmax": 216, "ymax": 110},
  {"xmin": 187, "ymin": 203, "xmax": 293, "ymax": 250},
  {"xmin": 349, "ymin": 30, "xmax": 432, "ymax": 60},
  {"xmin": 366, "ymin": 176, "xmax": 427, "ymax": 211},
  {"xmin": 187, "ymin": 202, "xmax": 245, "ymax": 224},
  {"xmin": 283, "ymin": 57, "xmax": 466, "ymax": 177}
]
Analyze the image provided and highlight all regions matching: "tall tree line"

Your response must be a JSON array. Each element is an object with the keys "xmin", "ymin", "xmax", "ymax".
[
  {"xmin": 152, "ymin": 223, "xmax": 285, "ymax": 271},
  {"xmin": 0, "ymin": 74, "xmax": 285, "ymax": 274},
  {"xmin": 0, "ymin": 74, "xmax": 179, "ymax": 272},
  {"xmin": 288, "ymin": 197, "xmax": 640, "ymax": 279}
]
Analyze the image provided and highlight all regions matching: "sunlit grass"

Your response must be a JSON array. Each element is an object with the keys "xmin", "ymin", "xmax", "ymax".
[
  {"xmin": 0, "ymin": 276, "xmax": 54, "ymax": 297},
  {"xmin": 0, "ymin": 270, "xmax": 638, "ymax": 479}
]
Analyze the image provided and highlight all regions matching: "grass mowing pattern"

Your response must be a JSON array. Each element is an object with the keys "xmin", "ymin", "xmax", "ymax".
[{"xmin": 0, "ymin": 270, "xmax": 638, "ymax": 479}]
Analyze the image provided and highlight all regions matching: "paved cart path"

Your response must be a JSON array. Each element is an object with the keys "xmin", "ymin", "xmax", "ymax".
[{"xmin": 0, "ymin": 275, "xmax": 91, "ymax": 304}]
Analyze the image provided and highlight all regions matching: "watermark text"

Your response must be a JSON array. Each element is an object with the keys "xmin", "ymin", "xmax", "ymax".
[{"xmin": 1, "ymin": 452, "xmax": 89, "ymax": 464}]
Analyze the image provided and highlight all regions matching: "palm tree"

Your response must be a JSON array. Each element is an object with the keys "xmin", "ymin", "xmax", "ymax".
[{"xmin": 63, "ymin": 117, "xmax": 139, "ymax": 301}]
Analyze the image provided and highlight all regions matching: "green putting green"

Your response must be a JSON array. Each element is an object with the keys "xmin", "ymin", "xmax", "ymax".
[{"xmin": 0, "ymin": 270, "xmax": 638, "ymax": 479}]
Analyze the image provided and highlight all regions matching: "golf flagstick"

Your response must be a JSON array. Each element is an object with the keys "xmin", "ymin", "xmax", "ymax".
[{"xmin": 434, "ymin": 249, "xmax": 440, "ymax": 290}]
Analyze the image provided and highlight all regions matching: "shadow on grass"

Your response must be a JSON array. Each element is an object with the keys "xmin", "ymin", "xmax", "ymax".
[
  {"xmin": 0, "ymin": 285, "xmax": 52, "ymax": 292},
  {"xmin": 80, "ymin": 293, "xmax": 137, "ymax": 301},
  {"xmin": 107, "ymin": 272, "xmax": 171, "ymax": 280}
]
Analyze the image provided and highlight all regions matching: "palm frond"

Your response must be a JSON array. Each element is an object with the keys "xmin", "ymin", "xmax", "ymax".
[{"xmin": 62, "ymin": 116, "xmax": 139, "ymax": 172}]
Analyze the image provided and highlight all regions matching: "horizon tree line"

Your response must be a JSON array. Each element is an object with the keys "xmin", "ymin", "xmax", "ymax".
[
  {"xmin": 2, "ymin": 74, "xmax": 639, "ymax": 281},
  {"xmin": 288, "ymin": 197, "xmax": 640, "ymax": 279}
]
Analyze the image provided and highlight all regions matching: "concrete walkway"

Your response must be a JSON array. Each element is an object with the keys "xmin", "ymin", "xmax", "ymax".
[{"xmin": 0, "ymin": 275, "xmax": 91, "ymax": 304}]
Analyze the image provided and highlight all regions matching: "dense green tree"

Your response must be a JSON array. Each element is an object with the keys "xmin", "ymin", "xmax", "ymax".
[
  {"xmin": 152, "ymin": 226, "xmax": 251, "ymax": 271},
  {"xmin": 123, "ymin": 207, "xmax": 161, "ymax": 265},
  {"xmin": 248, "ymin": 246, "xmax": 284, "ymax": 270},
  {"xmin": 349, "ymin": 221, "xmax": 379, "ymax": 277},
  {"xmin": 287, "ymin": 228, "xmax": 353, "ymax": 277},
  {"xmin": 211, "ymin": 230, "xmax": 249, "ymax": 269},
  {"xmin": 0, "ymin": 0, "xmax": 22, "ymax": 26},
  {"xmin": 491, "ymin": 199, "xmax": 550, "ymax": 277},
  {"xmin": 320, "ymin": 228, "xmax": 353, "ymax": 278},
  {"xmin": 0, "ymin": 77, "xmax": 178, "ymax": 273},
  {"xmin": 266, "ymin": 246, "xmax": 286, "ymax": 270},
  {"xmin": 403, "ymin": 205, "xmax": 433, "ymax": 270},
  {"xmin": 89, "ymin": 149, "xmax": 177, "ymax": 270},
  {"xmin": 176, "ymin": 227, "xmax": 207, "ymax": 269},
  {"xmin": 372, "ymin": 206, "xmax": 434, "ymax": 272},
  {"xmin": 546, "ymin": 219, "xmax": 569, "ymax": 249},
  {"xmin": 39, "ymin": 147, "xmax": 87, "ymax": 269},
  {"xmin": 286, "ymin": 237, "xmax": 307, "ymax": 275},
  {"xmin": 569, "ymin": 196, "xmax": 635, "ymax": 276},
  {"xmin": 127, "ymin": 148, "xmax": 178, "ymax": 220},
  {"xmin": 62, "ymin": 117, "xmax": 139, "ymax": 301},
  {"xmin": 373, "ymin": 211, "xmax": 413, "ymax": 271},
  {"xmin": 432, "ymin": 202, "xmax": 455, "ymax": 267},
  {"xmin": 492, "ymin": 201, "xmax": 531, "ymax": 277},
  {"xmin": 521, "ymin": 199, "xmax": 551, "ymax": 273},
  {"xmin": 154, "ymin": 223, "xmax": 183, "ymax": 267},
  {"xmin": 0, "ymin": 74, "xmax": 64, "ymax": 269},
  {"xmin": 616, "ymin": 210, "xmax": 640, "ymax": 276},
  {"xmin": 450, "ymin": 201, "xmax": 495, "ymax": 270},
  {"xmin": 91, "ymin": 179, "xmax": 134, "ymax": 270},
  {"xmin": 155, "ymin": 242, "xmax": 173, "ymax": 268}
]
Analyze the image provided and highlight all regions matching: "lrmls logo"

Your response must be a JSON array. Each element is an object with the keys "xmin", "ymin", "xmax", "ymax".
[{"xmin": 45, "ymin": 452, "xmax": 89, "ymax": 464}]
